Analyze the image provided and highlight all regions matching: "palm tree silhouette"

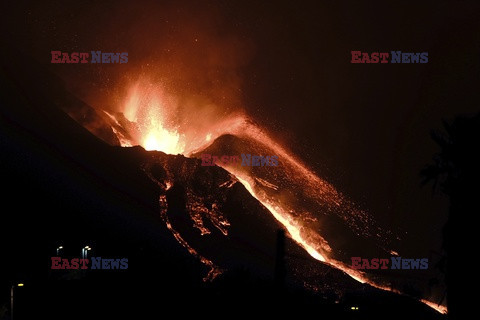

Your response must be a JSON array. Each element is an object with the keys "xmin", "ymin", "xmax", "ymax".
[{"xmin": 422, "ymin": 113, "xmax": 480, "ymax": 319}]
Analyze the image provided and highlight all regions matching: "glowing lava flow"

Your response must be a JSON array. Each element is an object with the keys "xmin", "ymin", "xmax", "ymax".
[
  {"xmin": 232, "ymin": 170, "xmax": 372, "ymax": 286},
  {"xmin": 218, "ymin": 155, "xmax": 447, "ymax": 315},
  {"xmin": 421, "ymin": 299, "xmax": 448, "ymax": 315},
  {"xmin": 106, "ymin": 81, "xmax": 447, "ymax": 314},
  {"xmin": 236, "ymin": 175, "xmax": 327, "ymax": 262},
  {"xmin": 159, "ymin": 194, "xmax": 223, "ymax": 282}
]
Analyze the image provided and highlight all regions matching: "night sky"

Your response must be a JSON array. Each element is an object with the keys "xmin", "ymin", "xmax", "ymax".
[{"xmin": 1, "ymin": 0, "xmax": 480, "ymax": 313}]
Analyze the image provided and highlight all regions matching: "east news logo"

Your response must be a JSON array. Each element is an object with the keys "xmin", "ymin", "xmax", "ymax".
[
  {"xmin": 51, "ymin": 257, "xmax": 128, "ymax": 270},
  {"xmin": 201, "ymin": 154, "xmax": 279, "ymax": 167},
  {"xmin": 51, "ymin": 245, "xmax": 128, "ymax": 270},
  {"xmin": 351, "ymin": 257, "xmax": 428, "ymax": 270},
  {"xmin": 51, "ymin": 51, "xmax": 128, "ymax": 64},
  {"xmin": 350, "ymin": 51, "xmax": 428, "ymax": 63}
]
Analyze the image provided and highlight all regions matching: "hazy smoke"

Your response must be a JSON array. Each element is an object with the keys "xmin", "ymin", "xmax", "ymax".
[
  {"xmin": 82, "ymin": 1, "xmax": 253, "ymax": 144},
  {"xmin": 3, "ymin": 1, "xmax": 254, "ymax": 147},
  {"xmin": 104, "ymin": 2, "xmax": 253, "ymax": 150}
]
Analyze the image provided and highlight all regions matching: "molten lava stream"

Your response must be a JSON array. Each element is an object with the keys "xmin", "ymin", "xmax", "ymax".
[
  {"xmin": 107, "ymin": 83, "xmax": 446, "ymax": 314},
  {"xmin": 224, "ymin": 168, "xmax": 447, "ymax": 315}
]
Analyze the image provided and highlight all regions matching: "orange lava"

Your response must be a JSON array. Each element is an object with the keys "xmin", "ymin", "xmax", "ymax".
[{"xmin": 107, "ymin": 80, "xmax": 447, "ymax": 314}]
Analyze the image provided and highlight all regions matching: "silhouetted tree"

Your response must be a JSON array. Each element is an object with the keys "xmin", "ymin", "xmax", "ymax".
[{"xmin": 422, "ymin": 113, "xmax": 480, "ymax": 319}]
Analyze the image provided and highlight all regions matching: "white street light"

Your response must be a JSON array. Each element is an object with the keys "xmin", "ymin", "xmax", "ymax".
[
  {"xmin": 11, "ymin": 283, "xmax": 24, "ymax": 320},
  {"xmin": 82, "ymin": 246, "xmax": 92, "ymax": 259}
]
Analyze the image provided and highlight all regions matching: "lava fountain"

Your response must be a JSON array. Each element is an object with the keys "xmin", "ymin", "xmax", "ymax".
[{"xmin": 121, "ymin": 81, "xmax": 186, "ymax": 154}]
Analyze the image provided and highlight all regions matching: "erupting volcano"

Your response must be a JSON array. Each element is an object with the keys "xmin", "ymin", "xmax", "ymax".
[
  {"xmin": 5, "ymin": 1, "xmax": 478, "ymax": 317},
  {"xmin": 85, "ymin": 79, "xmax": 446, "ymax": 314}
]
